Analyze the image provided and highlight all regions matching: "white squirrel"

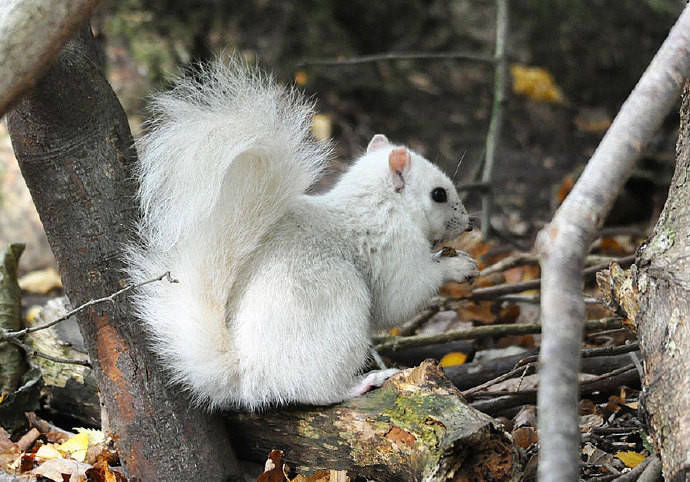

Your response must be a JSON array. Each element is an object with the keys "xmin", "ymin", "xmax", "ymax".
[{"xmin": 126, "ymin": 58, "xmax": 478, "ymax": 411}]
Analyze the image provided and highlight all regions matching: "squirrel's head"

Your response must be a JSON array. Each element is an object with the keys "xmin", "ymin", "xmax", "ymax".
[{"xmin": 366, "ymin": 134, "xmax": 473, "ymax": 246}]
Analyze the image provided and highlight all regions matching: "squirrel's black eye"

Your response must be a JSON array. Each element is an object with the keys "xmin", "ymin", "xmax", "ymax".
[{"xmin": 431, "ymin": 187, "xmax": 447, "ymax": 203}]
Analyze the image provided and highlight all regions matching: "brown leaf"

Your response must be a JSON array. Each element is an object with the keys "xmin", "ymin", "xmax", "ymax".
[
  {"xmin": 512, "ymin": 427, "xmax": 538, "ymax": 449},
  {"xmin": 385, "ymin": 426, "xmax": 416, "ymax": 450},
  {"xmin": 258, "ymin": 449, "xmax": 288, "ymax": 482},
  {"xmin": 85, "ymin": 459, "xmax": 127, "ymax": 482}
]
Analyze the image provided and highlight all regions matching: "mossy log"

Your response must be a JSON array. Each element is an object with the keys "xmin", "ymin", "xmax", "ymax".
[{"xmin": 229, "ymin": 361, "xmax": 517, "ymax": 481}]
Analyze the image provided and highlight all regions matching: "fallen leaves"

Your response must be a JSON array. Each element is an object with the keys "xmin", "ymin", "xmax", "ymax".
[
  {"xmin": 511, "ymin": 64, "xmax": 565, "ymax": 104},
  {"xmin": 257, "ymin": 449, "xmax": 351, "ymax": 482},
  {"xmin": 0, "ymin": 415, "xmax": 122, "ymax": 482}
]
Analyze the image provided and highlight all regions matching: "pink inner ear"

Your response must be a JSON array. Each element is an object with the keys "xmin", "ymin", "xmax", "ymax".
[{"xmin": 389, "ymin": 148, "xmax": 410, "ymax": 173}]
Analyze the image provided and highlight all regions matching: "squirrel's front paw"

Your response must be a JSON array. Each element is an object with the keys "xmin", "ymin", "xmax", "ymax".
[{"xmin": 441, "ymin": 253, "xmax": 479, "ymax": 283}]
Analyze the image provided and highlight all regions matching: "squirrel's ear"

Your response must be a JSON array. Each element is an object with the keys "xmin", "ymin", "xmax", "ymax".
[
  {"xmin": 388, "ymin": 148, "xmax": 410, "ymax": 192},
  {"xmin": 367, "ymin": 134, "xmax": 391, "ymax": 152}
]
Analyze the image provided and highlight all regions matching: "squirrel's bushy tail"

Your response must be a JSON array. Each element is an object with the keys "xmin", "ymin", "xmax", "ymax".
[{"xmin": 126, "ymin": 58, "xmax": 330, "ymax": 408}]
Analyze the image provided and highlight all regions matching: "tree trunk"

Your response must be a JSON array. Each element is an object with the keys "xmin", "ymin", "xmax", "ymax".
[
  {"xmin": 635, "ymin": 82, "xmax": 690, "ymax": 481},
  {"xmin": 598, "ymin": 82, "xmax": 690, "ymax": 481},
  {"xmin": 6, "ymin": 26, "xmax": 240, "ymax": 481}
]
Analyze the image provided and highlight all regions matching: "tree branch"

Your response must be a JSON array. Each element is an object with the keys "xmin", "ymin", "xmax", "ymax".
[
  {"xmin": 535, "ymin": 5, "xmax": 690, "ymax": 480},
  {"xmin": 1, "ymin": 272, "xmax": 175, "ymax": 342},
  {"xmin": 373, "ymin": 317, "xmax": 622, "ymax": 352},
  {"xmin": 480, "ymin": 0, "xmax": 509, "ymax": 239},
  {"xmin": 298, "ymin": 50, "xmax": 495, "ymax": 67},
  {"xmin": 0, "ymin": 0, "xmax": 102, "ymax": 116}
]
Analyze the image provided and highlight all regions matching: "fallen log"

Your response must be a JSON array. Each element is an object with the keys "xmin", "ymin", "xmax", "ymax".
[{"xmin": 228, "ymin": 361, "xmax": 517, "ymax": 481}]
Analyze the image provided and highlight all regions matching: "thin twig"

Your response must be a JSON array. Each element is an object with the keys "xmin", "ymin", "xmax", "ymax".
[
  {"xmin": 298, "ymin": 50, "xmax": 495, "ymax": 68},
  {"xmin": 480, "ymin": 252, "xmax": 538, "ymax": 276},
  {"xmin": 2, "ymin": 271, "xmax": 176, "ymax": 342},
  {"xmin": 462, "ymin": 362, "xmax": 537, "ymax": 397},
  {"xmin": 373, "ymin": 317, "xmax": 622, "ymax": 352},
  {"xmin": 9, "ymin": 338, "xmax": 91, "ymax": 367},
  {"xmin": 470, "ymin": 363, "xmax": 637, "ymax": 399},
  {"xmin": 398, "ymin": 306, "xmax": 439, "ymax": 336},
  {"xmin": 480, "ymin": 0, "xmax": 509, "ymax": 239},
  {"xmin": 515, "ymin": 342, "xmax": 640, "ymax": 367},
  {"xmin": 460, "ymin": 254, "xmax": 636, "ymax": 301}
]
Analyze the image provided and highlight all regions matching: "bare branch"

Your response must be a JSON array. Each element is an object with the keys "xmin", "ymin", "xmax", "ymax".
[
  {"xmin": 0, "ymin": 0, "xmax": 102, "ymax": 116},
  {"xmin": 1, "ymin": 272, "xmax": 176, "ymax": 342},
  {"xmin": 459, "ymin": 254, "xmax": 635, "ymax": 301},
  {"xmin": 373, "ymin": 317, "xmax": 622, "ymax": 352},
  {"xmin": 462, "ymin": 362, "xmax": 536, "ymax": 397},
  {"xmin": 298, "ymin": 50, "xmax": 495, "ymax": 67},
  {"xmin": 480, "ymin": 0, "xmax": 509, "ymax": 239},
  {"xmin": 535, "ymin": 5, "xmax": 690, "ymax": 480},
  {"xmin": 8, "ymin": 338, "xmax": 91, "ymax": 367}
]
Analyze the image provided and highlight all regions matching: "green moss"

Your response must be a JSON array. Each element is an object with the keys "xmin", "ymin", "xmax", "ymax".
[
  {"xmin": 382, "ymin": 393, "xmax": 447, "ymax": 449},
  {"xmin": 297, "ymin": 414, "xmax": 322, "ymax": 439}
]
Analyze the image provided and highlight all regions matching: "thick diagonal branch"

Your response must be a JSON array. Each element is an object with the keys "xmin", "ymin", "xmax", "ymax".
[
  {"xmin": 535, "ymin": 5, "xmax": 690, "ymax": 481},
  {"xmin": 0, "ymin": 0, "xmax": 101, "ymax": 116}
]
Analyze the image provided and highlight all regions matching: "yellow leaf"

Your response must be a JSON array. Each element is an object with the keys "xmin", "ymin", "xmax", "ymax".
[
  {"xmin": 35, "ymin": 444, "xmax": 62, "ymax": 460},
  {"xmin": 439, "ymin": 352, "xmax": 468, "ymax": 367},
  {"xmin": 388, "ymin": 327, "xmax": 401, "ymax": 336},
  {"xmin": 57, "ymin": 432, "xmax": 89, "ymax": 461},
  {"xmin": 18, "ymin": 268, "xmax": 63, "ymax": 294},
  {"xmin": 615, "ymin": 451, "xmax": 646, "ymax": 468},
  {"xmin": 511, "ymin": 64, "xmax": 565, "ymax": 104},
  {"xmin": 24, "ymin": 305, "xmax": 42, "ymax": 323},
  {"xmin": 295, "ymin": 71, "xmax": 308, "ymax": 86},
  {"xmin": 74, "ymin": 428, "xmax": 106, "ymax": 446},
  {"xmin": 311, "ymin": 114, "xmax": 332, "ymax": 142}
]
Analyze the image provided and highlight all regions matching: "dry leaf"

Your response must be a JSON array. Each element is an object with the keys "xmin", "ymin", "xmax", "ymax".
[
  {"xmin": 311, "ymin": 114, "xmax": 332, "ymax": 142},
  {"xmin": 439, "ymin": 352, "xmax": 468, "ymax": 367},
  {"xmin": 292, "ymin": 470, "xmax": 350, "ymax": 482},
  {"xmin": 615, "ymin": 451, "xmax": 646, "ymax": 468},
  {"xmin": 511, "ymin": 64, "xmax": 565, "ymax": 104},
  {"xmin": 35, "ymin": 444, "xmax": 62, "ymax": 461},
  {"xmin": 18, "ymin": 268, "xmax": 62, "ymax": 294},
  {"xmin": 557, "ymin": 175, "xmax": 575, "ymax": 205},
  {"xmin": 32, "ymin": 457, "xmax": 90, "ymax": 482},
  {"xmin": 294, "ymin": 71, "xmax": 308, "ymax": 86},
  {"xmin": 58, "ymin": 431, "xmax": 90, "ymax": 461},
  {"xmin": 258, "ymin": 449, "xmax": 287, "ymax": 482},
  {"xmin": 512, "ymin": 427, "xmax": 538, "ymax": 449},
  {"xmin": 457, "ymin": 301, "xmax": 495, "ymax": 323},
  {"xmin": 85, "ymin": 459, "xmax": 127, "ymax": 482},
  {"xmin": 574, "ymin": 108, "xmax": 611, "ymax": 134}
]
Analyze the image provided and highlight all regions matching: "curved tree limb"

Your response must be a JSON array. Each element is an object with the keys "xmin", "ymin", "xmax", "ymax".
[
  {"xmin": 535, "ymin": 5, "xmax": 690, "ymax": 480},
  {"xmin": 0, "ymin": 0, "xmax": 101, "ymax": 117}
]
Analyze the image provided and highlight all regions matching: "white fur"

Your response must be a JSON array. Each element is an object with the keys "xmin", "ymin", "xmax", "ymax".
[{"xmin": 127, "ymin": 58, "xmax": 477, "ymax": 411}]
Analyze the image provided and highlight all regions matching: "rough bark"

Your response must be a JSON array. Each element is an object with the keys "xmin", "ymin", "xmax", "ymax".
[
  {"xmin": 230, "ymin": 361, "xmax": 517, "ymax": 481},
  {"xmin": 0, "ymin": 244, "xmax": 28, "ymax": 394},
  {"xmin": 0, "ymin": 0, "xmax": 102, "ymax": 117},
  {"xmin": 534, "ymin": 5, "xmax": 690, "ymax": 480},
  {"xmin": 599, "ymin": 83, "xmax": 690, "ymax": 481},
  {"xmin": 6, "ymin": 27, "xmax": 240, "ymax": 481}
]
